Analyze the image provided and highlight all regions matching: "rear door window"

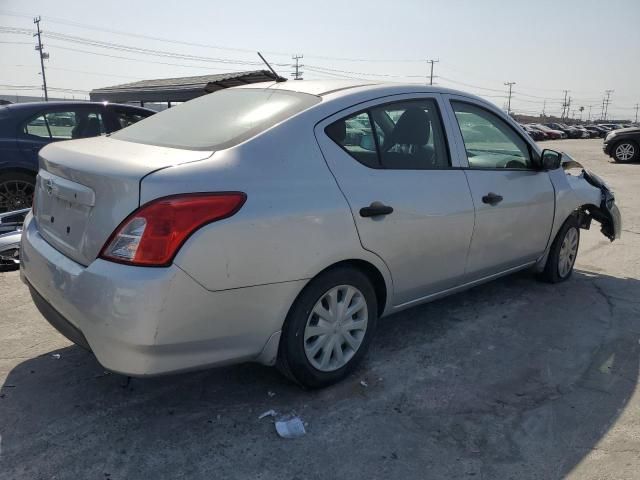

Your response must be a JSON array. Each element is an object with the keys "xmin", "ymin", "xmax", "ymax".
[
  {"xmin": 325, "ymin": 98, "xmax": 450, "ymax": 170},
  {"xmin": 371, "ymin": 100, "xmax": 450, "ymax": 169},
  {"xmin": 325, "ymin": 112, "xmax": 379, "ymax": 168},
  {"xmin": 23, "ymin": 110, "xmax": 105, "ymax": 140}
]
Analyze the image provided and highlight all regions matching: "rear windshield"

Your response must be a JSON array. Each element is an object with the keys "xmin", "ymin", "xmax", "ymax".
[{"xmin": 112, "ymin": 88, "xmax": 321, "ymax": 150}]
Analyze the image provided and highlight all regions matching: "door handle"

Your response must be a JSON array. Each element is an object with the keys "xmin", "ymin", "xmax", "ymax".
[
  {"xmin": 482, "ymin": 192, "xmax": 503, "ymax": 206},
  {"xmin": 359, "ymin": 201, "xmax": 394, "ymax": 218}
]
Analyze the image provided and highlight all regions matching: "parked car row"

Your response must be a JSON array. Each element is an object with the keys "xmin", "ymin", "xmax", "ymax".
[
  {"xmin": 0, "ymin": 101, "xmax": 155, "ymax": 213},
  {"xmin": 519, "ymin": 122, "xmax": 638, "ymax": 142}
]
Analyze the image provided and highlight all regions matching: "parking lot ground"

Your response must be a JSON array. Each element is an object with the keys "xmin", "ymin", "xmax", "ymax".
[{"xmin": 1, "ymin": 139, "xmax": 639, "ymax": 480}]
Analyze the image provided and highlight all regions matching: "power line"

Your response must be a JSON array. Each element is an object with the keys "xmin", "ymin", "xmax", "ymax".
[
  {"xmin": 305, "ymin": 64, "xmax": 423, "ymax": 79},
  {"xmin": 1, "ymin": 16, "xmax": 637, "ymax": 116},
  {"xmin": 46, "ymin": 43, "xmax": 254, "ymax": 73},
  {"xmin": 0, "ymin": 83, "xmax": 88, "ymax": 94},
  {"xmin": 0, "ymin": 10, "xmax": 424, "ymax": 63},
  {"xmin": 42, "ymin": 30, "xmax": 288, "ymax": 66}
]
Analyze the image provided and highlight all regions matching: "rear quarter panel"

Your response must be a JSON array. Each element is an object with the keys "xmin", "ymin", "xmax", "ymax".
[{"xmin": 140, "ymin": 112, "xmax": 393, "ymax": 301}]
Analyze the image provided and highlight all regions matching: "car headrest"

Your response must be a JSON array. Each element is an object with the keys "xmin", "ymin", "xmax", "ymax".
[
  {"xmin": 83, "ymin": 117, "xmax": 101, "ymax": 137},
  {"xmin": 390, "ymin": 108, "xmax": 431, "ymax": 145}
]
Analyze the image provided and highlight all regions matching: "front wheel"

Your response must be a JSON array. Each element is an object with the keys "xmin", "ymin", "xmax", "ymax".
[
  {"xmin": 612, "ymin": 140, "xmax": 639, "ymax": 163},
  {"xmin": 540, "ymin": 216, "xmax": 580, "ymax": 283},
  {"xmin": 277, "ymin": 267, "xmax": 378, "ymax": 388}
]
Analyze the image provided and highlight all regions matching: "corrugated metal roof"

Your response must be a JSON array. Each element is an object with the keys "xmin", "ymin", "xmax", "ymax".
[{"xmin": 89, "ymin": 70, "xmax": 286, "ymax": 103}]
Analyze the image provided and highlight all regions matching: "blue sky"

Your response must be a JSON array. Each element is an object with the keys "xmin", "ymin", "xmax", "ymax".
[{"xmin": 1, "ymin": 0, "xmax": 639, "ymax": 119}]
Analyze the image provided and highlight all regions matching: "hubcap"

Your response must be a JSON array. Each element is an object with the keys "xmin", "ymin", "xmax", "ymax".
[
  {"xmin": 558, "ymin": 227, "xmax": 578, "ymax": 278},
  {"xmin": 615, "ymin": 143, "xmax": 635, "ymax": 162},
  {"xmin": 0, "ymin": 180, "xmax": 34, "ymax": 213},
  {"xmin": 303, "ymin": 285, "xmax": 368, "ymax": 372}
]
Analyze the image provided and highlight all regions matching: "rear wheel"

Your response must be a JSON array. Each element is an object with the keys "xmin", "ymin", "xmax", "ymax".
[
  {"xmin": 277, "ymin": 267, "xmax": 377, "ymax": 388},
  {"xmin": 0, "ymin": 172, "xmax": 36, "ymax": 213},
  {"xmin": 540, "ymin": 215, "xmax": 580, "ymax": 283},
  {"xmin": 612, "ymin": 140, "xmax": 639, "ymax": 163}
]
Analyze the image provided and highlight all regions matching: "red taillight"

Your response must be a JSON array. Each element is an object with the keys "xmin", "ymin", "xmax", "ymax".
[{"xmin": 100, "ymin": 192, "xmax": 246, "ymax": 267}]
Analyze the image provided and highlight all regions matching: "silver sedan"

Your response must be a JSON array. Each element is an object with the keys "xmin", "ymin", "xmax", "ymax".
[{"xmin": 20, "ymin": 81, "xmax": 621, "ymax": 388}]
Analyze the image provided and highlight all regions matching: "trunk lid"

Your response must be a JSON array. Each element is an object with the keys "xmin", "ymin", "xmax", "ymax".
[{"xmin": 34, "ymin": 136, "xmax": 213, "ymax": 266}]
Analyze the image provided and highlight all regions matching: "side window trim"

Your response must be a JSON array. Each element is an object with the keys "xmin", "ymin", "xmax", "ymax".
[
  {"xmin": 448, "ymin": 98, "xmax": 536, "ymax": 171},
  {"xmin": 367, "ymin": 110, "xmax": 383, "ymax": 168},
  {"xmin": 323, "ymin": 95, "xmax": 453, "ymax": 170}
]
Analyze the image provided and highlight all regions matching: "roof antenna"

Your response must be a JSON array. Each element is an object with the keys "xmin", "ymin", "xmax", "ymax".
[{"xmin": 257, "ymin": 52, "xmax": 286, "ymax": 82}]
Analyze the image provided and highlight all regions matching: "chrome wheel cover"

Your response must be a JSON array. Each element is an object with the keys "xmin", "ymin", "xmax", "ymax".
[
  {"xmin": 615, "ymin": 143, "xmax": 635, "ymax": 162},
  {"xmin": 558, "ymin": 227, "xmax": 578, "ymax": 278},
  {"xmin": 303, "ymin": 285, "xmax": 368, "ymax": 372}
]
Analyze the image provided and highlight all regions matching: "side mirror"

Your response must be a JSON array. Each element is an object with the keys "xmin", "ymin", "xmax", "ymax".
[{"xmin": 540, "ymin": 149, "xmax": 562, "ymax": 170}]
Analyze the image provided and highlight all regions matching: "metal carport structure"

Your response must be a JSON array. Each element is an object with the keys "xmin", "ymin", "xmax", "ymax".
[{"xmin": 89, "ymin": 70, "xmax": 285, "ymax": 105}]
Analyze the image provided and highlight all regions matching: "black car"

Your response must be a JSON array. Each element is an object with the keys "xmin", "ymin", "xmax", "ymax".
[
  {"xmin": 519, "ymin": 124, "xmax": 546, "ymax": 141},
  {"xmin": 603, "ymin": 127, "xmax": 640, "ymax": 163},
  {"xmin": 583, "ymin": 125, "xmax": 607, "ymax": 138},
  {"xmin": 0, "ymin": 101, "xmax": 154, "ymax": 212},
  {"xmin": 546, "ymin": 122, "xmax": 583, "ymax": 139}
]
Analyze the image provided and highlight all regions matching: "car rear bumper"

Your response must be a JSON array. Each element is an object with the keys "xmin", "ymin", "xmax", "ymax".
[{"xmin": 20, "ymin": 214, "xmax": 305, "ymax": 376}]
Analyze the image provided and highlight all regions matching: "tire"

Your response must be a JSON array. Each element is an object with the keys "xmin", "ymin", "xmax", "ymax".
[
  {"xmin": 612, "ymin": 140, "xmax": 639, "ymax": 163},
  {"xmin": 0, "ymin": 171, "xmax": 36, "ymax": 213},
  {"xmin": 277, "ymin": 266, "xmax": 378, "ymax": 388},
  {"xmin": 540, "ymin": 215, "xmax": 580, "ymax": 283}
]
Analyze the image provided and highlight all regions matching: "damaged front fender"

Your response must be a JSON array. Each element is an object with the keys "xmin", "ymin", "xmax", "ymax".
[{"xmin": 561, "ymin": 155, "xmax": 621, "ymax": 241}]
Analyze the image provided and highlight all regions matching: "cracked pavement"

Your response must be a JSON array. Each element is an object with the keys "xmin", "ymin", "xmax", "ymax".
[{"xmin": 0, "ymin": 139, "xmax": 639, "ymax": 479}]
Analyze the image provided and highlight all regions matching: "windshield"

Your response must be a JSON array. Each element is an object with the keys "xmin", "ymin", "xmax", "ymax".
[{"xmin": 112, "ymin": 88, "xmax": 321, "ymax": 150}]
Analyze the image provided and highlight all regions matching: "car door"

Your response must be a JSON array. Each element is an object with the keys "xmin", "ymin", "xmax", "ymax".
[
  {"xmin": 315, "ymin": 94, "xmax": 475, "ymax": 306},
  {"xmin": 17, "ymin": 106, "xmax": 107, "ymax": 166},
  {"xmin": 445, "ymin": 96, "xmax": 555, "ymax": 280}
]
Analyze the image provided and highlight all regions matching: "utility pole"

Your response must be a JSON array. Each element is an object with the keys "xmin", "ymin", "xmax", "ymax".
[
  {"xmin": 588, "ymin": 105, "xmax": 592, "ymax": 122},
  {"xmin": 634, "ymin": 103, "xmax": 639, "ymax": 123},
  {"xmin": 33, "ymin": 16, "xmax": 49, "ymax": 101},
  {"xmin": 567, "ymin": 96, "xmax": 572, "ymax": 122},
  {"xmin": 541, "ymin": 99, "xmax": 546, "ymax": 118},
  {"xmin": 561, "ymin": 90, "xmax": 569, "ymax": 120},
  {"xmin": 603, "ymin": 90, "xmax": 613, "ymax": 121},
  {"xmin": 291, "ymin": 54, "xmax": 304, "ymax": 80},
  {"xmin": 427, "ymin": 59, "xmax": 439, "ymax": 86},
  {"xmin": 504, "ymin": 81, "xmax": 515, "ymax": 115}
]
